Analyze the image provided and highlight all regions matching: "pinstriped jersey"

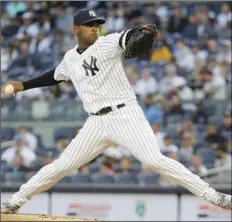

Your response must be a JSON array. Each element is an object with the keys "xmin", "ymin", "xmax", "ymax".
[{"xmin": 54, "ymin": 31, "xmax": 136, "ymax": 113}]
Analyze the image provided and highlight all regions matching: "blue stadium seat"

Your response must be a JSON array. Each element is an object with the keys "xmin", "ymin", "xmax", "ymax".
[
  {"xmin": 1, "ymin": 127, "xmax": 15, "ymax": 141},
  {"xmin": 5, "ymin": 172, "xmax": 25, "ymax": 184},
  {"xmin": 89, "ymin": 163, "xmax": 101, "ymax": 173},
  {"xmin": 198, "ymin": 149, "xmax": 216, "ymax": 165},
  {"xmin": 54, "ymin": 127, "xmax": 75, "ymax": 142},
  {"xmin": 91, "ymin": 173, "xmax": 115, "ymax": 184},
  {"xmin": 69, "ymin": 173, "xmax": 91, "ymax": 184},
  {"xmin": 131, "ymin": 163, "xmax": 141, "ymax": 173},
  {"xmin": 114, "ymin": 172, "xmax": 139, "ymax": 184},
  {"xmin": 137, "ymin": 172, "xmax": 160, "ymax": 185},
  {"xmin": 56, "ymin": 176, "xmax": 71, "ymax": 185}
]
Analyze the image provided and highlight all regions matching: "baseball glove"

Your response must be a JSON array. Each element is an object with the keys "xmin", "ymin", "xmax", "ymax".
[{"xmin": 124, "ymin": 24, "xmax": 158, "ymax": 59}]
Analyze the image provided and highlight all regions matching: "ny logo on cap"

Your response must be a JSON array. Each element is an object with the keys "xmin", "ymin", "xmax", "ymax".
[{"xmin": 89, "ymin": 10, "xmax": 96, "ymax": 17}]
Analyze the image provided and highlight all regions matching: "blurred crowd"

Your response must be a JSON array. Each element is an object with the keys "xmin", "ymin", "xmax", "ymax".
[{"xmin": 1, "ymin": 1, "xmax": 231, "ymax": 186}]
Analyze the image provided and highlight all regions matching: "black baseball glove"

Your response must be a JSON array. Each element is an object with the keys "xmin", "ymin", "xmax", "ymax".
[{"xmin": 124, "ymin": 24, "xmax": 158, "ymax": 59}]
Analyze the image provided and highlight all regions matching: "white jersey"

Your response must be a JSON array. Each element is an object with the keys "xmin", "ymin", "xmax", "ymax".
[{"xmin": 54, "ymin": 31, "xmax": 136, "ymax": 113}]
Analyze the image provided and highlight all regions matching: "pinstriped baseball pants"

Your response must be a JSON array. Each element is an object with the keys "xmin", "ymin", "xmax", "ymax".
[{"xmin": 12, "ymin": 101, "xmax": 216, "ymax": 203}]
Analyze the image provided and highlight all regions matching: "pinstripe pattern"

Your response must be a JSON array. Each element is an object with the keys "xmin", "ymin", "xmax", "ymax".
[
  {"xmin": 8, "ymin": 31, "xmax": 218, "ymax": 207},
  {"xmin": 105, "ymin": 103, "xmax": 216, "ymax": 200},
  {"xmin": 12, "ymin": 116, "xmax": 108, "ymax": 202}
]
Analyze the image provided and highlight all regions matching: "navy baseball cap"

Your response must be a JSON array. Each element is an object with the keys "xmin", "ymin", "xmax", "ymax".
[{"xmin": 73, "ymin": 9, "xmax": 105, "ymax": 26}]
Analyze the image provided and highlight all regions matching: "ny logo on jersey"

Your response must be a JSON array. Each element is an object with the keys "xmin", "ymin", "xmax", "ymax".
[
  {"xmin": 89, "ymin": 10, "xmax": 96, "ymax": 17},
  {"xmin": 82, "ymin": 56, "xmax": 99, "ymax": 76}
]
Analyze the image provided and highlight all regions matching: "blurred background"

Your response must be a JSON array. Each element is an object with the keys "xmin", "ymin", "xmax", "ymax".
[{"xmin": 1, "ymin": 1, "xmax": 231, "ymax": 221}]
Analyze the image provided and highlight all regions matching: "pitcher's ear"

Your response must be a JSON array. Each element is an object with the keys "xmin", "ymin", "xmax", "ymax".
[{"xmin": 74, "ymin": 25, "xmax": 79, "ymax": 34}]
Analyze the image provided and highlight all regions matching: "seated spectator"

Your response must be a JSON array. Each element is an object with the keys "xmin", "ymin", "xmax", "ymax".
[
  {"xmin": 151, "ymin": 122, "xmax": 165, "ymax": 149},
  {"xmin": 164, "ymin": 94, "xmax": 185, "ymax": 118},
  {"xmin": 78, "ymin": 164, "xmax": 89, "ymax": 174},
  {"xmin": 159, "ymin": 64, "xmax": 186, "ymax": 96},
  {"xmin": 142, "ymin": 94, "xmax": 162, "ymax": 125},
  {"xmin": 119, "ymin": 158, "xmax": 133, "ymax": 173},
  {"xmin": 150, "ymin": 41, "xmax": 172, "ymax": 63},
  {"xmin": 206, "ymin": 122, "xmax": 226, "ymax": 146},
  {"xmin": 192, "ymin": 102, "xmax": 208, "ymax": 125},
  {"xmin": 100, "ymin": 159, "xmax": 116, "ymax": 176},
  {"xmin": 161, "ymin": 134, "xmax": 178, "ymax": 154},
  {"xmin": 182, "ymin": 13, "xmax": 199, "ymax": 40},
  {"xmin": 216, "ymin": 3, "xmax": 232, "ymax": 29},
  {"xmin": 189, "ymin": 156, "xmax": 208, "ymax": 175},
  {"xmin": 179, "ymin": 132, "xmax": 196, "ymax": 161},
  {"xmin": 173, "ymin": 38, "xmax": 195, "ymax": 71},
  {"xmin": 178, "ymin": 117, "xmax": 197, "ymax": 138},
  {"xmin": 202, "ymin": 69, "xmax": 227, "ymax": 101},
  {"xmin": 167, "ymin": 7, "xmax": 187, "ymax": 34},
  {"xmin": 216, "ymin": 40, "xmax": 231, "ymax": 64},
  {"xmin": 135, "ymin": 67, "xmax": 158, "ymax": 100},
  {"xmin": 17, "ymin": 12, "xmax": 39, "ymax": 38},
  {"xmin": 1, "ymin": 135, "xmax": 37, "ymax": 171},
  {"xmin": 220, "ymin": 111, "xmax": 232, "ymax": 142},
  {"xmin": 215, "ymin": 144, "xmax": 231, "ymax": 167},
  {"xmin": 17, "ymin": 126, "xmax": 38, "ymax": 151}
]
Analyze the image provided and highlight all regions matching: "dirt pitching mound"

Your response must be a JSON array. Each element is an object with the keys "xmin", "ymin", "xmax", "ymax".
[{"xmin": 1, "ymin": 213, "xmax": 102, "ymax": 221}]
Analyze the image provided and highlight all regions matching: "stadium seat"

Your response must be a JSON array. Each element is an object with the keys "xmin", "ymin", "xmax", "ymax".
[
  {"xmin": 5, "ymin": 172, "xmax": 25, "ymax": 184},
  {"xmin": 89, "ymin": 163, "xmax": 101, "ymax": 173},
  {"xmin": 91, "ymin": 173, "xmax": 115, "ymax": 184},
  {"xmin": 56, "ymin": 176, "xmax": 71, "ymax": 185},
  {"xmin": 114, "ymin": 172, "xmax": 139, "ymax": 184},
  {"xmin": 131, "ymin": 163, "xmax": 141, "ymax": 173},
  {"xmin": 137, "ymin": 172, "xmax": 160, "ymax": 185},
  {"xmin": 25, "ymin": 171, "xmax": 37, "ymax": 181},
  {"xmin": 69, "ymin": 173, "xmax": 91, "ymax": 184},
  {"xmin": 54, "ymin": 127, "xmax": 75, "ymax": 142},
  {"xmin": 1, "ymin": 127, "xmax": 15, "ymax": 141}
]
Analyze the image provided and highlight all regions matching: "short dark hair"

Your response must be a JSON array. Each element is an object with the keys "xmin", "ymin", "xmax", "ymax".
[{"xmin": 216, "ymin": 144, "xmax": 227, "ymax": 153}]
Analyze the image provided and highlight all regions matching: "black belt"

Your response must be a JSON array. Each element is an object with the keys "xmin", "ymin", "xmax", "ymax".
[{"xmin": 91, "ymin": 103, "xmax": 125, "ymax": 116}]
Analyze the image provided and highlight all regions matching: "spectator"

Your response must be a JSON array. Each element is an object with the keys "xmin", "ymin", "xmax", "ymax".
[
  {"xmin": 78, "ymin": 164, "xmax": 89, "ymax": 174},
  {"xmin": 173, "ymin": 38, "xmax": 195, "ymax": 71},
  {"xmin": 55, "ymin": 6, "xmax": 73, "ymax": 33},
  {"xmin": 104, "ymin": 8, "xmax": 125, "ymax": 33},
  {"xmin": 135, "ymin": 67, "xmax": 158, "ymax": 100},
  {"xmin": 55, "ymin": 137, "xmax": 70, "ymax": 156},
  {"xmin": 179, "ymin": 132, "xmax": 196, "ymax": 161},
  {"xmin": 216, "ymin": 40, "xmax": 231, "ymax": 64},
  {"xmin": 202, "ymin": 69, "xmax": 227, "ymax": 101},
  {"xmin": 119, "ymin": 158, "xmax": 133, "ymax": 173},
  {"xmin": 159, "ymin": 64, "xmax": 186, "ymax": 95},
  {"xmin": 216, "ymin": 3, "xmax": 232, "ymax": 29},
  {"xmin": 189, "ymin": 156, "xmax": 208, "ymax": 175},
  {"xmin": 206, "ymin": 122, "xmax": 226, "ymax": 146},
  {"xmin": 17, "ymin": 12, "xmax": 39, "ymax": 38},
  {"xmin": 1, "ymin": 135, "xmax": 37, "ymax": 171},
  {"xmin": 215, "ymin": 144, "xmax": 231, "ymax": 167},
  {"xmin": 161, "ymin": 134, "xmax": 178, "ymax": 154},
  {"xmin": 17, "ymin": 126, "xmax": 38, "ymax": 151},
  {"xmin": 100, "ymin": 159, "xmax": 116, "ymax": 176},
  {"xmin": 182, "ymin": 13, "xmax": 199, "ymax": 40},
  {"xmin": 142, "ymin": 94, "xmax": 162, "ymax": 125},
  {"xmin": 104, "ymin": 144, "xmax": 131, "ymax": 160},
  {"xmin": 167, "ymin": 7, "xmax": 187, "ymax": 33},
  {"xmin": 150, "ymin": 41, "xmax": 172, "ymax": 63},
  {"xmin": 192, "ymin": 102, "xmax": 208, "ymax": 125},
  {"xmin": 220, "ymin": 111, "xmax": 232, "ymax": 142},
  {"xmin": 151, "ymin": 122, "xmax": 165, "ymax": 149}
]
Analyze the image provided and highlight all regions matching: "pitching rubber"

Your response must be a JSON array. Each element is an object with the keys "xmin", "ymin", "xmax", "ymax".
[{"xmin": 1, "ymin": 213, "xmax": 101, "ymax": 221}]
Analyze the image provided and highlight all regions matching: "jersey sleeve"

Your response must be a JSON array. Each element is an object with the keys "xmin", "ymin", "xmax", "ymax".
[
  {"xmin": 98, "ymin": 30, "xmax": 131, "ymax": 59},
  {"xmin": 54, "ymin": 54, "xmax": 71, "ymax": 81}
]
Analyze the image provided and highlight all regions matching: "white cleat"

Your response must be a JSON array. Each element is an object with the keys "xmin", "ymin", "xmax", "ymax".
[
  {"xmin": 211, "ymin": 192, "xmax": 232, "ymax": 210},
  {"xmin": 1, "ymin": 200, "xmax": 21, "ymax": 214}
]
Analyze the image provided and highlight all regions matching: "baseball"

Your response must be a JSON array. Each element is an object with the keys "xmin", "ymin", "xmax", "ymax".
[{"xmin": 4, "ymin": 84, "xmax": 15, "ymax": 95}]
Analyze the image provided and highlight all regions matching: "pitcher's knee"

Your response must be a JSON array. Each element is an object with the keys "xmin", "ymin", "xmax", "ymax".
[
  {"xmin": 141, "ymin": 152, "xmax": 165, "ymax": 169},
  {"xmin": 52, "ymin": 158, "xmax": 76, "ymax": 174}
]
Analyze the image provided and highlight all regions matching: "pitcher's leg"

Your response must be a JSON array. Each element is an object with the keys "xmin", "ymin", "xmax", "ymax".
[
  {"xmin": 108, "ymin": 105, "xmax": 231, "ymax": 209},
  {"xmin": 3, "ymin": 117, "xmax": 107, "ymax": 212}
]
